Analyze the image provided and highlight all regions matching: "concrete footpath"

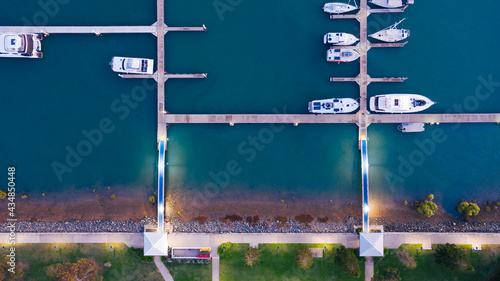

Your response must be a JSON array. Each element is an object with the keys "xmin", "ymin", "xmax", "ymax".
[
  {"xmin": 0, "ymin": 233, "xmax": 143, "ymax": 248},
  {"xmin": 154, "ymin": 256, "xmax": 174, "ymax": 281}
]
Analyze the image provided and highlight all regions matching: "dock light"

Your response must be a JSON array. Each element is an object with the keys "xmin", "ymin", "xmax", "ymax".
[
  {"xmin": 229, "ymin": 123, "xmax": 234, "ymax": 126},
  {"xmin": 294, "ymin": 123, "xmax": 299, "ymax": 126},
  {"xmin": 363, "ymin": 205, "xmax": 369, "ymax": 213}
]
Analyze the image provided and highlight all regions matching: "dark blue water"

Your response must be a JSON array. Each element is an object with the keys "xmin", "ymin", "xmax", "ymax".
[{"xmin": 1, "ymin": 0, "xmax": 499, "ymax": 215}]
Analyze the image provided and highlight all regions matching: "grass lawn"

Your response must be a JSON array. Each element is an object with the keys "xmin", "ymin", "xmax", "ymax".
[
  {"xmin": 164, "ymin": 261, "xmax": 212, "ymax": 281},
  {"xmin": 4, "ymin": 243, "xmax": 162, "ymax": 280},
  {"xmin": 374, "ymin": 244, "xmax": 500, "ymax": 281},
  {"xmin": 220, "ymin": 243, "xmax": 364, "ymax": 281}
]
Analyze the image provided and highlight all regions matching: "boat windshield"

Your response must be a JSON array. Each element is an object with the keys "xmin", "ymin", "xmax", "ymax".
[{"xmin": 125, "ymin": 59, "xmax": 141, "ymax": 70}]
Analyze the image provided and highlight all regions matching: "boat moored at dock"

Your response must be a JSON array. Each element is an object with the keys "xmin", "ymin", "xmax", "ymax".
[
  {"xmin": 0, "ymin": 33, "xmax": 43, "ymax": 58},
  {"xmin": 324, "ymin": 33, "xmax": 359, "ymax": 45},
  {"xmin": 369, "ymin": 18, "xmax": 409, "ymax": 42},
  {"xmin": 370, "ymin": 94, "xmax": 435, "ymax": 113},
  {"xmin": 323, "ymin": 2, "xmax": 358, "ymax": 14},
  {"xmin": 111, "ymin": 56, "xmax": 154, "ymax": 75},
  {"xmin": 327, "ymin": 48, "xmax": 360, "ymax": 63},
  {"xmin": 369, "ymin": 0, "xmax": 413, "ymax": 8},
  {"xmin": 308, "ymin": 98, "xmax": 359, "ymax": 114}
]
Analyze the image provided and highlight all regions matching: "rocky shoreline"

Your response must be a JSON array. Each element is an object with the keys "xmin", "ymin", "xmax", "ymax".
[{"xmin": 1, "ymin": 217, "xmax": 499, "ymax": 233}]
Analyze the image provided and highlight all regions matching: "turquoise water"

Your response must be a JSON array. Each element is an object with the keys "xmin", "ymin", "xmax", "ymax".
[{"xmin": 1, "ymin": 1, "xmax": 499, "ymax": 214}]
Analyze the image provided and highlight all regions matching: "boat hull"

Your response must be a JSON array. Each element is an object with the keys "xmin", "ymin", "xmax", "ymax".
[
  {"xmin": 0, "ymin": 33, "xmax": 43, "ymax": 58},
  {"xmin": 111, "ymin": 56, "xmax": 154, "ymax": 75},
  {"xmin": 323, "ymin": 3, "xmax": 358, "ymax": 14},
  {"xmin": 369, "ymin": 29, "xmax": 410, "ymax": 42},
  {"xmin": 324, "ymin": 33, "xmax": 359, "ymax": 45},
  {"xmin": 369, "ymin": 0, "xmax": 414, "ymax": 8},
  {"xmin": 327, "ymin": 48, "xmax": 360, "ymax": 63},
  {"xmin": 369, "ymin": 94, "xmax": 435, "ymax": 113},
  {"xmin": 308, "ymin": 98, "xmax": 359, "ymax": 114}
]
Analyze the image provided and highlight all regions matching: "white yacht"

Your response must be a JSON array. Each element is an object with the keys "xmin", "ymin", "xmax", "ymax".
[
  {"xmin": 0, "ymin": 33, "xmax": 43, "ymax": 58},
  {"xmin": 111, "ymin": 57, "xmax": 154, "ymax": 75},
  {"xmin": 323, "ymin": 2, "xmax": 358, "ymax": 14},
  {"xmin": 370, "ymin": 94, "xmax": 435, "ymax": 113},
  {"xmin": 369, "ymin": 18, "xmax": 410, "ymax": 42},
  {"xmin": 309, "ymin": 98, "xmax": 359, "ymax": 114},
  {"xmin": 327, "ymin": 48, "xmax": 360, "ymax": 63},
  {"xmin": 369, "ymin": 0, "xmax": 413, "ymax": 8},
  {"xmin": 324, "ymin": 33, "xmax": 359, "ymax": 45}
]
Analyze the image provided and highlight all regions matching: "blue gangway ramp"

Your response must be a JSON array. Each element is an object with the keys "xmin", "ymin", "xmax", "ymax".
[
  {"xmin": 157, "ymin": 140, "xmax": 165, "ymax": 232},
  {"xmin": 360, "ymin": 136, "xmax": 370, "ymax": 233}
]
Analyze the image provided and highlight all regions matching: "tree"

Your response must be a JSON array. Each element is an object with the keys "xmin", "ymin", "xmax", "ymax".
[
  {"xmin": 417, "ymin": 200, "xmax": 438, "ymax": 218},
  {"xmin": 457, "ymin": 201, "xmax": 480, "ymax": 219},
  {"xmin": 296, "ymin": 245, "xmax": 313, "ymax": 270},
  {"xmin": 395, "ymin": 249, "xmax": 416, "ymax": 269},
  {"xmin": 426, "ymin": 194, "xmax": 434, "ymax": 201},
  {"xmin": 372, "ymin": 267, "xmax": 401, "ymax": 281},
  {"xmin": 46, "ymin": 258, "xmax": 102, "ymax": 281},
  {"xmin": 243, "ymin": 247, "xmax": 261, "ymax": 268},
  {"xmin": 334, "ymin": 245, "xmax": 360, "ymax": 277},
  {"xmin": 0, "ymin": 190, "xmax": 6, "ymax": 199},
  {"xmin": 0, "ymin": 255, "xmax": 27, "ymax": 280},
  {"xmin": 434, "ymin": 243, "xmax": 474, "ymax": 272}
]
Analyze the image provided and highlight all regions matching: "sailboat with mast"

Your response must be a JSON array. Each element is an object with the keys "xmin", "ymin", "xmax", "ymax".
[
  {"xmin": 323, "ymin": 0, "xmax": 358, "ymax": 14},
  {"xmin": 369, "ymin": 18, "xmax": 410, "ymax": 42}
]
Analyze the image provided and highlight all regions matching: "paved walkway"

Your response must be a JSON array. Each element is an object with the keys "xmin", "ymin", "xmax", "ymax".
[
  {"xmin": 154, "ymin": 256, "xmax": 174, "ymax": 281},
  {"xmin": 212, "ymin": 256, "xmax": 220, "ymax": 281},
  {"xmin": 0, "ymin": 233, "xmax": 143, "ymax": 248},
  {"xmin": 365, "ymin": 257, "xmax": 374, "ymax": 281},
  {"xmin": 384, "ymin": 232, "xmax": 500, "ymax": 249}
]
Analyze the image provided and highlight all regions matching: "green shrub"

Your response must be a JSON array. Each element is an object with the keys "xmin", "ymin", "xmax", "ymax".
[
  {"xmin": 372, "ymin": 267, "xmax": 401, "ymax": 281},
  {"xmin": 334, "ymin": 245, "xmax": 360, "ymax": 277},
  {"xmin": 434, "ymin": 243, "xmax": 474, "ymax": 272},
  {"xmin": 426, "ymin": 193, "xmax": 434, "ymax": 201},
  {"xmin": 218, "ymin": 242, "xmax": 233, "ymax": 255},
  {"xmin": 127, "ymin": 247, "xmax": 154, "ymax": 262},
  {"xmin": 417, "ymin": 200, "xmax": 438, "ymax": 218},
  {"xmin": 457, "ymin": 201, "xmax": 480, "ymax": 219}
]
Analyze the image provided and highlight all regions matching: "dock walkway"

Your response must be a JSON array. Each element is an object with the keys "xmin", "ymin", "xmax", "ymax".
[{"xmin": 163, "ymin": 113, "xmax": 500, "ymax": 124}]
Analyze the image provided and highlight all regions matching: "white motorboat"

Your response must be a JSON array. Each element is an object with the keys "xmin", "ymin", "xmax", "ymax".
[
  {"xmin": 323, "ymin": 2, "xmax": 358, "ymax": 14},
  {"xmin": 327, "ymin": 48, "xmax": 360, "ymax": 63},
  {"xmin": 369, "ymin": 94, "xmax": 435, "ymax": 113},
  {"xmin": 110, "ymin": 57, "xmax": 154, "ymax": 75},
  {"xmin": 369, "ymin": 18, "xmax": 410, "ymax": 42},
  {"xmin": 369, "ymin": 0, "xmax": 413, "ymax": 8},
  {"xmin": 324, "ymin": 33, "xmax": 359, "ymax": 45},
  {"xmin": 309, "ymin": 98, "xmax": 359, "ymax": 114},
  {"xmin": 0, "ymin": 33, "xmax": 43, "ymax": 58}
]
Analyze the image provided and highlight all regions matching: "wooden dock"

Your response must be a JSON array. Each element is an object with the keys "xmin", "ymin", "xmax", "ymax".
[
  {"xmin": 330, "ymin": 76, "xmax": 407, "ymax": 83},
  {"xmin": 162, "ymin": 113, "xmax": 500, "ymax": 124},
  {"xmin": 0, "ymin": 24, "xmax": 206, "ymax": 35},
  {"xmin": 370, "ymin": 42, "xmax": 408, "ymax": 48}
]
